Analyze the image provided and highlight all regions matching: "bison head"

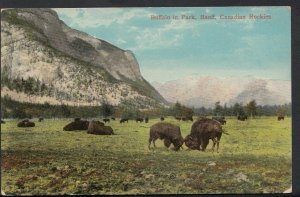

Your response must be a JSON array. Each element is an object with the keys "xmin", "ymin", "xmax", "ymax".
[
  {"xmin": 184, "ymin": 134, "xmax": 200, "ymax": 150},
  {"xmin": 172, "ymin": 136, "xmax": 184, "ymax": 151}
]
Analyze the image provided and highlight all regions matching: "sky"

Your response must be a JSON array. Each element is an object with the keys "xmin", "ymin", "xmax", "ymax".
[{"xmin": 55, "ymin": 7, "xmax": 291, "ymax": 83}]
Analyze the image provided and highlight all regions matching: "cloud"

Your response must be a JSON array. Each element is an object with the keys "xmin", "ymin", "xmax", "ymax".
[
  {"xmin": 131, "ymin": 19, "xmax": 195, "ymax": 51},
  {"xmin": 55, "ymin": 8, "xmax": 153, "ymax": 28}
]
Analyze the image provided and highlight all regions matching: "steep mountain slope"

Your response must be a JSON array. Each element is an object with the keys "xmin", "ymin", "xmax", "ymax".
[
  {"xmin": 1, "ymin": 8, "xmax": 166, "ymax": 107},
  {"xmin": 152, "ymin": 76, "xmax": 291, "ymax": 108}
]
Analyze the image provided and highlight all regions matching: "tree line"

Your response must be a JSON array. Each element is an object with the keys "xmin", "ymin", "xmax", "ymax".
[{"xmin": 0, "ymin": 95, "xmax": 291, "ymax": 119}]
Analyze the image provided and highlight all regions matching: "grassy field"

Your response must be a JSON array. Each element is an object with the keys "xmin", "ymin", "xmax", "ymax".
[{"xmin": 1, "ymin": 117, "xmax": 291, "ymax": 195}]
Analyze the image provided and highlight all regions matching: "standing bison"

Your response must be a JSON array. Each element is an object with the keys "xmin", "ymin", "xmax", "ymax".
[
  {"xmin": 136, "ymin": 118, "xmax": 144, "ymax": 123},
  {"xmin": 148, "ymin": 122, "xmax": 184, "ymax": 151},
  {"xmin": 160, "ymin": 116, "xmax": 165, "ymax": 121},
  {"xmin": 212, "ymin": 116, "xmax": 226, "ymax": 125},
  {"xmin": 120, "ymin": 118, "xmax": 129, "ymax": 123},
  {"xmin": 278, "ymin": 116, "xmax": 284, "ymax": 121},
  {"xmin": 63, "ymin": 119, "xmax": 89, "ymax": 131},
  {"xmin": 103, "ymin": 118, "xmax": 110, "ymax": 123},
  {"xmin": 184, "ymin": 118, "xmax": 226, "ymax": 153},
  {"xmin": 87, "ymin": 121, "xmax": 114, "ymax": 135},
  {"xmin": 237, "ymin": 115, "xmax": 248, "ymax": 121},
  {"xmin": 144, "ymin": 117, "xmax": 149, "ymax": 123}
]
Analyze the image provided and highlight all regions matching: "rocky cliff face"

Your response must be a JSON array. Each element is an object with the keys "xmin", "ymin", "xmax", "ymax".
[{"xmin": 1, "ymin": 8, "xmax": 165, "ymax": 107}]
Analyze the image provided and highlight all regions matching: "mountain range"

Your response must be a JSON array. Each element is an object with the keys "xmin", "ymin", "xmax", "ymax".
[
  {"xmin": 1, "ymin": 8, "xmax": 166, "ymax": 107},
  {"xmin": 152, "ymin": 75, "xmax": 291, "ymax": 108}
]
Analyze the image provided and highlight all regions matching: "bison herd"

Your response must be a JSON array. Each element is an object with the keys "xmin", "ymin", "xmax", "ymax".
[
  {"xmin": 149, "ymin": 118, "xmax": 227, "ymax": 153},
  {"xmin": 6, "ymin": 114, "xmax": 286, "ymax": 152}
]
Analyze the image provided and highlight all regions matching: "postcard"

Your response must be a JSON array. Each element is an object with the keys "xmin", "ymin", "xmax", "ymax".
[{"xmin": 1, "ymin": 7, "xmax": 291, "ymax": 195}]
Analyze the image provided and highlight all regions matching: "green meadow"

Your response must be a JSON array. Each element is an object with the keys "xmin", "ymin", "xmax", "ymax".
[{"xmin": 1, "ymin": 117, "xmax": 291, "ymax": 195}]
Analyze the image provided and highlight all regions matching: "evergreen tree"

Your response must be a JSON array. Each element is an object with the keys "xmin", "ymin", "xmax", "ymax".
[{"xmin": 246, "ymin": 100, "xmax": 257, "ymax": 118}]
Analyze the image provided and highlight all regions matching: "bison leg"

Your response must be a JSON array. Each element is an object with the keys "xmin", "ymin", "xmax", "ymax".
[
  {"xmin": 216, "ymin": 140, "xmax": 220, "ymax": 153},
  {"xmin": 201, "ymin": 138, "xmax": 209, "ymax": 152},
  {"xmin": 153, "ymin": 138, "xmax": 157, "ymax": 148},
  {"xmin": 200, "ymin": 138, "xmax": 205, "ymax": 151},
  {"xmin": 148, "ymin": 138, "xmax": 152, "ymax": 149},
  {"xmin": 211, "ymin": 138, "xmax": 217, "ymax": 152}
]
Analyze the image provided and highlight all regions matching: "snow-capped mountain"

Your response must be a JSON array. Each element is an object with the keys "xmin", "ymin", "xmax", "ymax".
[{"xmin": 152, "ymin": 75, "xmax": 291, "ymax": 108}]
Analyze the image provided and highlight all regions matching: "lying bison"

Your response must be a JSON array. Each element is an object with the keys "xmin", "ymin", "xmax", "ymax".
[
  {"xmin": 120, "ymin": 118, "xmax": 129, "ymax": 123},
  {"xmin": 237, "ymin": 115, "xmax": 248, "ymax": 121},
  {"xmin": 148, "ymin": 122, "xmax": 184, "ymax": 151},
  {"xmin": 182, "ymin": 116, "xmax": 193, "ymax": 121},
  {"xmin": 278, "ymin": 116, "xmax": 284, "ymax": 121},
  {"xmin": 17, "ymin": 119, "xmax": 35, "ymax": 127},
  {"xmin": 136, "ymin": 118, "xmax": 144, "ymax": 123},
  {"xmin": 212, "ymin": 116, "xmax": 226, "ymax": 125},
  {"xmin": 63, "ymin": 120, "xmax": 89, "ymax": 131},
  {"xmin": 87, "ymin": 121, "xmax": 114, "ymax": 135},
  {"xmin": 175, "ymin": 116, "xmax": 181, "ymax": 121},
  {"xmin": 184, "ymin": 118, "xmax": 227, "ymax": 153}
]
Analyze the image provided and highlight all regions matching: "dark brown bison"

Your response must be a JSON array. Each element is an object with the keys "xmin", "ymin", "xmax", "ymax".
[
  {"xmin": 212, "ymin": 116, "xmax": 226, "ymax": 125},
  {"xmin": 144, "ymin": 117, "xmax": 149, "ymax": 123},
  {"xmin": 278, "ymin": 116, "xmax": 284, "ymax": 121},
  {"xmin": 175, "ymin": 116, "xmax": 181, "ymax": 121},
  {"xmin": 87, "ymin": 121, "xmax": 114, "ymax": 135},
  {"xmin": 103, "ymin": 118, "xmax": 110, "ymax": 123},
  {"xmin": 1, "ymin": 120, "xmax": 5, "ymax": 124},
  {"xmin": 184, "ymin": 118, "xmax": 226, "ymax": 153},
  {"xmin": 63, "ymin": 120, "xmax": 89, "ymax": 131},
  {"xmin": 17, "ymin": 120, "xmax": 35, "ymax": 127},
  {"xmin": 136, "ymin": 118, "xmax": 144, "ymax": 123},
  {"xmin": 120, "ymin": 118, "xmax": 129, "ymax": 123},
  {"xmin": 148, "ymin": 122, "xmax": 184, "ymax": 151},
  {"xmin": 237, "ymin": 115, "xmax": 248, "ymax": 121},
  {"xmin": 181, "ymin": 117, "xmax": 193, "ymax": 121},
  {"xmin": 160, "ymin": 116, "xmax": 165, "ymax": 121},
  {"xmin": 38, "ymin": 117, "xmax": 44, "ymax": 122},
  {"xmin": 111, "ymin": 117, "xmax": 116, "ymax": 120}
]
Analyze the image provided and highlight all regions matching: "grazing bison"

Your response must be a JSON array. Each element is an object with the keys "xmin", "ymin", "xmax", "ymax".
[
  {"xmin": 1, "ymin": 120, "xmax": 5, "ymax": 124},
  {"xmin": 111, "ymin": 117, "xmax": 116, "ymax": 121},
  {"xmin": 120, "ymin": 118, "xmax": 129, "ymax": 123},
  {"xmin": 160, "ymin": 116, "xmax": 165, "ymax": 121},
  {"xmin": 38, "ymin": 117, "xmax": 44, "ymax": 122},
  {"xmin": 87, "ymin": 121, "xmax": 114, "ymax": 135},
  {"xmin": 148, "ymin": 122, "xmax": 184, "ymax": 151},
  {"xmin": 278, "ymin": 116, "xmax": 284, "ymax": 121},
  {"xmin": 63, "ymin": 120, "xmax": 89, "ymax": 131},
  {"xmin": 103, "ymin": 118, "xmax": 110, "ymax": 123},
  {"xmin": 144, "ymin": 117, "xmax": 149, "ymax": 123},
  {"xmin": 17, "ymin": 120, "xmax": 35, "ymax": 127},
  {"xmin": 184, "ymin": 118, "xmax": 226, "ymax": 153},
  {"xmin": 136, "ymin": 118, "xmax": 144, "ymax": 123},
  {"xmin": 237, "ymin": 115, "xmax": 248, "ymax": 121},
  {"xmin": 212, "ymin": 116, "xmax": 226, "ymax": 125}
]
